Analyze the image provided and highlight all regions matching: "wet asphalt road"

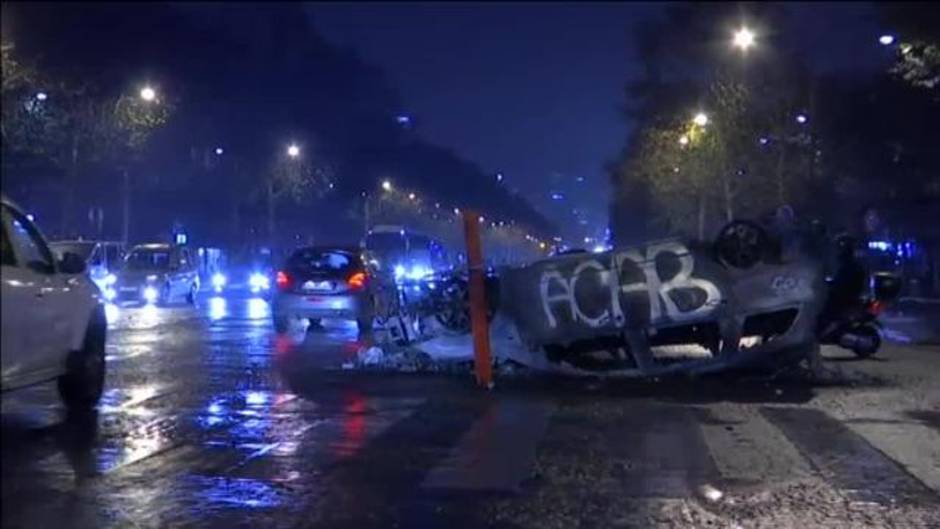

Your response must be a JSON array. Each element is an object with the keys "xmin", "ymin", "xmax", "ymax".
[{"xmin": 2, "ymin": 291, "xmax": 939, "ymax": 528}]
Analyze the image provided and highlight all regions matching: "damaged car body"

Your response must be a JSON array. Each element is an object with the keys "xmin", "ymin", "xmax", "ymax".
[{"xmin": 498, "ymin": 221, "xmax": 828, "ymax": 376}]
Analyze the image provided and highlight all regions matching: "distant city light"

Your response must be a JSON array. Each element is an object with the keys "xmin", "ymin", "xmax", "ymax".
[
  {"xmin": 140, "ymin": 86, "xmax": 156, "ymax": 101},
  {"xmin": 576, "ymin": 176, "xmax": 585, "ymax": 183},
  {"xmin": 408, "ymin": 192, "xmax": 416, "ymax": 200},
  {"xmin": 382, "ymin": 180, "xmax": 393, "ymax": 192},
  {"xmin": 795, "ymin": 114, "xmax": 808, "ymax": 124},
  {"xmin": 26, "ymin": 214, "xmax": 35, "ymax": 221},
  {"xmin": 396, "ymin": 114, "xmax": 411, "ymax": 125},
  {"xmin": 679, "ymin": 135, "xmax": 690, "ymax": 146},
  {"xmin": 215, "ymin": 147, "xmax": 224, "ymax": 155},
  {"xmin": 759, "ymin": 136, "xmax": 769, "ymax": 145},
  {"xmin": 496, "ymin": 172, "xmax": 504, "ymax": 182},
  {"xmin": 453, "ymin": 207, "xmax": 460, "ymax": 215},
  {"xmin": 287, "ymin": 144, "xmax": 300, "ymax": 157},
  {"xmin": 551, "ymin": 192, "xmax": 564, "ymax": 201},
  {"xmin": 693, "ymin": 112, "xmax": 709, "ymax": 126},
  {"xmin": 879, "ymin": 34, "xmax": 895, "ymax": 46},
  {"xmin": 35, "ymin": 92, "xmax": 48, "ymax": 101}
]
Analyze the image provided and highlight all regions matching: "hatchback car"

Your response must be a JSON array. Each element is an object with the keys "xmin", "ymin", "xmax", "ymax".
[
  {"xmin": 113, "ymin": 243, "xmax": 200, "ymax": 305},
  {"xmin": 271, "ymin": 246, "xmax": 374, "ymax": 334},
  {"xmin": 1, "ymin": 196, "xmax": 106, "ymax": 410}
]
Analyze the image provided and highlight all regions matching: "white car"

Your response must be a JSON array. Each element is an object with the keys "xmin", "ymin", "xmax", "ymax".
[{"xmin": 1, "ymin": 196, "xmax": 106, "ymax": 410}]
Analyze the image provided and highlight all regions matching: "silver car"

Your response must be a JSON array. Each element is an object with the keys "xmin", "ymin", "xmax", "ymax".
[
  {"xmin": 271, "ymin": 247, "xmax": 374, "ymax": 334},
  {"xmin": 113, "ymin": 243, "xmax": 200, "ymax": 305}
]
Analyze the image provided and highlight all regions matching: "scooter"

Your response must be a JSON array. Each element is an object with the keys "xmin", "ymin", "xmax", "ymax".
[{"xmin": 819, "ymin": 272, "xmax": 902, "ymax": 358}]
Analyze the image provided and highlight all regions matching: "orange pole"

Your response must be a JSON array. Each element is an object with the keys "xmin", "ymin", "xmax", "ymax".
[{"xmin": 462, "ymin": 210, "xmax": 493, "ymax": 388}]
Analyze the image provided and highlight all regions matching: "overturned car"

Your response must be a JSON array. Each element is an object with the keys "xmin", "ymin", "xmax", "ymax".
[{"xmin": 497, "ymin": 220, "xmax": 830, "ymax": 376}]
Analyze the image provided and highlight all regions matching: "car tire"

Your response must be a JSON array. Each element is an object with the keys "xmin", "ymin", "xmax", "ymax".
[
  {"xmin": 58, "ymin": 308, "xmax": 107, "ymax": 411},
  {"xmin": 159, "ymin": 283, "xmax": 172, "ymax": 306},
  {"xmin": 715, "ymin": 220, "xmax": 770, "ymax": 270},
  {"xmin": 274, "ymin": 314, "xmax": 290, "ymax": 334}
]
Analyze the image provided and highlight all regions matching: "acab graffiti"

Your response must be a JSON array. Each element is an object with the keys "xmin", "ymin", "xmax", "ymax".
[{"xmin": 539, "ymin": 242, "xmax": 722, "ymax": 329}]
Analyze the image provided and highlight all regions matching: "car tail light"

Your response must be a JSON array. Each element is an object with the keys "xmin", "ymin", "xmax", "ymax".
[
  {"xmin": 276, "ymin": 270, "xmax": 292, "ymax": 291},
  {"xmin": 867, "ymin": 300, "xmax": 885, "ymax": 316},
  {"xmin": 347, "ymin": 271, "xmax": 367, "ymax": 290}
]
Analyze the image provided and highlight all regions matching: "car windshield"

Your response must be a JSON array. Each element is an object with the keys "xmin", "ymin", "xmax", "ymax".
[
  {"xmin": 50, "ymin": 242, "xmax": 96, "ymax": 261},
  {"xmin": 124, "ymin": 249, "xmax": 171, "ymax": 270}
]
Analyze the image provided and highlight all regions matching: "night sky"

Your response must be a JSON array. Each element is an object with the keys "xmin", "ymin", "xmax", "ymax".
[{"xmin": 307, "ymin": 2, "xmax": 887, "ymax": 243}]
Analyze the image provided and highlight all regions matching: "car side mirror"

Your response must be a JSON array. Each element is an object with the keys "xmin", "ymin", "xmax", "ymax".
[
  {"xmin": 872, "ymin": 272, "xmax": 902, "ymax": 302},
  {"xmin": 58, "ymin": 252, "xmax": 87, "ymax": 275}
]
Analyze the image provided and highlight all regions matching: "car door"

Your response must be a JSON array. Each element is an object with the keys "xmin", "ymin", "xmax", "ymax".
[{"xmin": 1, "ymin": 204, "xmax": 66, "ymax": 383}]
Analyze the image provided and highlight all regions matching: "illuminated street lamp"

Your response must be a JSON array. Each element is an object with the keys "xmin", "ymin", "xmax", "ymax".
[
  {"xmin": 679, "ymin": 134, "xmax": 690, "ymax": 146},
  {"xmin": 139, "ymin": 86, "xmax": 156, "ymax": 102},
  {"xmin": 408, "ymin": 192, "xmax": 416, "ymax": 201},
  {"xmin": 732, "ymin": 27, "xmax": 756, "ymax": 51},
  {"xmin": 795, "ymin": 113, "xmax": 808, "ymax": 124},
  {"xmin": 215, "ymin": 147, "xmax": 224, "ymax": 155},
  {"xmin": 382, "ymin": 180, "xmax": 393, "ymax": 192},
  {"xmin": 35, "ymin": 92, "xmax": 48, "ymax": 101},
  {"xmin": 879, "ymin": 34, "xmax": 895, "ymax": 46},
  {"xmin": 287, "ymin": 144, "xmax": 300, "ymax": 158},
  {"xmin": 693, "ymin": 112, "xmax": 709, "ymax": 127}
]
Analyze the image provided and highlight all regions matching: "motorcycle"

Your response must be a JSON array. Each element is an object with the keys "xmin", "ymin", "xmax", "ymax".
[{"xmin": 819, "ymin": 272, "xmax": 902, "ymax": 358}]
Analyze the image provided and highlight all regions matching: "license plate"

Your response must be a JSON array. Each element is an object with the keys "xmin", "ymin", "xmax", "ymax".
[{"xmin": 302, "ymin": 280, "xmax": 331, "ymax": 291}]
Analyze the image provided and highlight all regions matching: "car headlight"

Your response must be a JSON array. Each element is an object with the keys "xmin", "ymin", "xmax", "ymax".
[
  {"xmin": 249, "ymin": 272, "xmax": 270, "ymax": 291},
  {"xmin": 104, "ymin": 273, "xmax": 117, "ymax": 286},
  {"xmin": 143, "ymin": 286, "xmax": 158, "ymax": 304},
  {"xmin": 212, "ymin": 273, "xmax": 227, "ymax": 289},
  {"xmin": 394, "ymin": 265, "xmax": 406, "ymax": 281}
]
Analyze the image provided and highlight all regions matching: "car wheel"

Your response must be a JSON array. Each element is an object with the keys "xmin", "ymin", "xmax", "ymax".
[
  {"xmin": 58, "ymin": 309, "xmax": 107, "ymax": 411},
  {"xmin": 852, "ymin": 324, "xmax": 881, "ymax": 359},
  {"xmin": 186, "ymin": 283, "xmax": 197, "ymax": 305},
  {"xmin": 273, "ymin": 314, "xmax": 290, "ymax": 334},
  {"xmin": 159, "ymin": 283, "xmax": 172, "ymax": 306},
  {"xmin": 715, "ymin": 220, "xmax": 769, "ymax": 270}
]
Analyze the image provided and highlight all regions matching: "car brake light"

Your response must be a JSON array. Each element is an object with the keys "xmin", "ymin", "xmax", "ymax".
[
  {"xmin": 276, "ymin": 270, "xmax": 292, "ymax": 290},
  {"xmin": 347, "ymin": 271, "xmax": 367, "ymax": 290},
  {"xmin": 868, "ymin": 300, "xmax": 884, "ymax": 316}
]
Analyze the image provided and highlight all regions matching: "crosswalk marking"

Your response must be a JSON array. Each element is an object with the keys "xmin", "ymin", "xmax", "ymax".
[
  {"xmin": 761, "ymin": 407, "xmax": 936, "ymax": 504},
  {"xmin": 696, "ymin": 404, "xmax": 812, "ymax": 488},
  {"xmin": 602, "ymin": 404, "xmax": 720, "ymax": 498},
  {"xmin": 422, "ymin": 398, "xmax": 554, "ymax": 493}
]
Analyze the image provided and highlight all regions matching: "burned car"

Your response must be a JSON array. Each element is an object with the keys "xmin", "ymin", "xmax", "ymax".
[{"xmin": 498, "ymin": 220, "xmax": 829, "ymax": 376}]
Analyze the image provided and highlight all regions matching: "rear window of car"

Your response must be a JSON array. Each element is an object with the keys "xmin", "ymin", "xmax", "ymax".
[{"xmin": 287, "ymin": 249, "xmax": 360, "ymax": 274}]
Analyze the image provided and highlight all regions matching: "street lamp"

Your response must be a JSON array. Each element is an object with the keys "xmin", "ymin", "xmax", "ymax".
[
  {"xmin": 795, "ymin": 113, "xmax": 808, "ymax": 124},
  {"xmin": 693, "ymin": 112, "xmax": 709, "ymax": 127},
  {"xmin": 879, "ymin": 34, "xmax": 895, "ymax": 46},
  {"xmin": 140, "ymin": 86, "xmax": 156, "ymax": 102},
  {"xmin": 382, "ymin": 180, "xmax": 393, "ymax": 192},
  {"xmin": 408, "ymin": 192, "xmax": 416, "ymax": 201},
  {"xmin": 35, "ymin": 92, "xmax": 48, "ymax": 101},
  {"xmin": 732, "ymin": 27, "xmax": 756, "ymax": 51},
  {"xmin": 287, "ymin": 144, "xmax": 300, "ymax": 158},
  {"xmin": 679, "ymin": 134, "xmax": 690, "ymax": 146},
  {"xmin": 215, "ymin": 147, "xmax": 224, "ymax": 155}
]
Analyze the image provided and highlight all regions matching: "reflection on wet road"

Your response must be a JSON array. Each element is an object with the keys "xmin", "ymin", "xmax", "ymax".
[
  {"xmin": 2, "ymin": 292, "xmax": 422, "ymax": 528},
  {"xmin": 2, "ymin": 291, "xmax": 939, "ymax": 528}
]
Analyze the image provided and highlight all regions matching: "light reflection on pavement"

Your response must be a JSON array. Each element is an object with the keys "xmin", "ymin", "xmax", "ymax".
[{"xmin": 1, "ymin": 290, "xmax": 423, "ymax": 528}]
